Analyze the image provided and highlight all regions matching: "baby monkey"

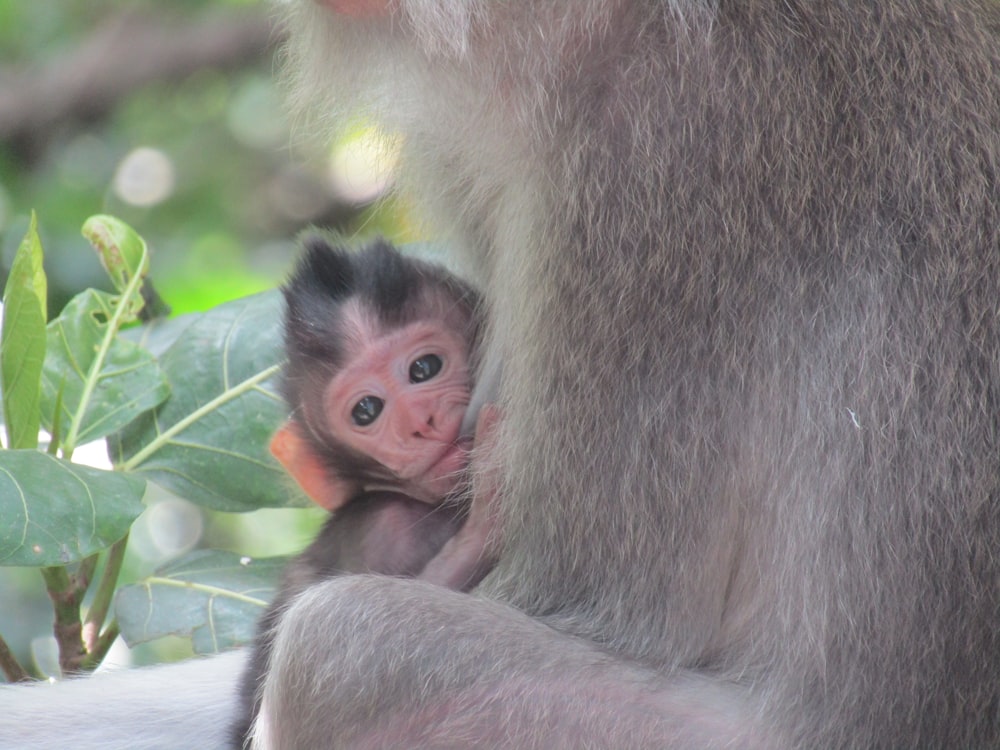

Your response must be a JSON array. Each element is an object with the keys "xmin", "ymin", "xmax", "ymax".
[{"xmin": 232, "ymin": 237, "xmax": 498, "ymax": 748}]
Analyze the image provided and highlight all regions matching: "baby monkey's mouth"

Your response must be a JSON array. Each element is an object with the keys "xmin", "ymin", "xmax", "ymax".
[{"xmin": 424, "ymin": 436, "xmax": 472, "ymax": 477}]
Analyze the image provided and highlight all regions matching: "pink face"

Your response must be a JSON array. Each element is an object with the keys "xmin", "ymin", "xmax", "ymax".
[{"xmin": 324, "ymin": 320, "xmax": 472, "ymax": 502}]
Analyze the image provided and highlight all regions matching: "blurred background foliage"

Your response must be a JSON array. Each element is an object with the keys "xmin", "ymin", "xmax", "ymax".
[
  {"xmin": 0, "ymin": 0, "xmax": 413, "ymax": 314},
  {"xmin": 0, "ymin": 0, "xmax": 415, "ymax": 674}
]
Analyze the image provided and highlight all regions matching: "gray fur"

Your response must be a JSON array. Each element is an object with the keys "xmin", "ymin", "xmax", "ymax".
[
  {"xmin": 265, "ymin": 1, "xmax": 1000, "ymax": 747},
  {"xmin": 0, "ymin": 650, "xmax": 244, "ymax": 749},
  {"xmin": 1, "ymin": 1, "xmax": 997, "ymax": 747}
]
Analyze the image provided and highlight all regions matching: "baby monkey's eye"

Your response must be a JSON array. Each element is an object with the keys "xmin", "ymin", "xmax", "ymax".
[
  {"xmin": 351, "ymin": 395, "xmax": 384, "ymax": 426},
  {"xmin": 409, "ymin": 354, "xmax": 443, "ymax": 383}
]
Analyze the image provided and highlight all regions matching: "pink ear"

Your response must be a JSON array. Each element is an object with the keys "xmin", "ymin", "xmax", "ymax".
[{"xmin": 270, "ymin": 422, "xmax": 358, "ymax": 512}]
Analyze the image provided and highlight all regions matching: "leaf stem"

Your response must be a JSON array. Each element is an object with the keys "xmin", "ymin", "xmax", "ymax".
[
  {"xmin": 40, "ymin": 566, "xmax": 86, "ymax": 675},
  {"xmin": 120, "ymin": 364, "xmax": 281, "ymax": 471},
  {"xmin": 83, "ymin": 535, "xmax": 128, "ymax": 648},
  {"xmin": 79, "ymin": 620, "xmax": 120, "ymax": 672},
  {"xmin": 77, "ymin": 553, "xmax": 98, "ymax": 585},
  {"xmin": 62, "ymin": 248, "xmax": 148, "ymax": 454},
  {"xmin": 0, "ymin": 633, "xmax": 30, "ymax": 682},
  {"xmin": 47, "ymin": 386, "xmax": 65, "ymax": 457}
]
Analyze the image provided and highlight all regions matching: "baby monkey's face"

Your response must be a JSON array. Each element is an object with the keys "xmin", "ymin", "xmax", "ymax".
[{"xmin": 324, "ymin": 320, "xmax": 473, "ymax": 501}]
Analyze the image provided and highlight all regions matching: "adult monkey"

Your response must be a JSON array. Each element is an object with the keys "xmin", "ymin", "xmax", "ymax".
[
  {"xmin": 252, "ymin": 0, "xmax": 1000, "ymax": 747},
  {"xmin": 0, "ymin": 0, "xmax": 998, "ymax": 748}
]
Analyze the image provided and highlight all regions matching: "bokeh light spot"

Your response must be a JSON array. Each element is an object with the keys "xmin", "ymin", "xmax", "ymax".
[{"xmin": 112, "ymin": 147, "xmax": 176, "ymax": 207}]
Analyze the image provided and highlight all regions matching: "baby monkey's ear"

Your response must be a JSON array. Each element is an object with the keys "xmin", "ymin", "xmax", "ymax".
[{"xmin": 270, "ymin": 421, "xmax": 360, "ymax": 512}]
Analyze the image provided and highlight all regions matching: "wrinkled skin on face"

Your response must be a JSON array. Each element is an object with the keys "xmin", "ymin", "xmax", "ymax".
[
  {"xmin": 323, "ymin": 320, "xmax": 472, "ymax": 501},
  {"xmin": 272, "ymin": 317, "xmax": 474, "ymax": 510}
]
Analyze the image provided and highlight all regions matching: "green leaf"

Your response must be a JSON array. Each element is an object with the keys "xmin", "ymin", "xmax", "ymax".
[
  {"xmin": 115, "ymin": 549, "xmax": 287, "ymax": 653},
  {"xmin": 120, "ymin": 312, "xmax": 195, "ymax": 359},
  {"xmin": 40, "ymin": 289, "xmax": 170, "ymax": 448},
  {"xmin": 0, "ymin": 450, "xmax": 146, "ymax": 566},
  {"xmin": 81, "ymin": 215, "xmax": 149, "ymax": 321},
  {"xmin": 1, "ymin": 213, "xmax": 47, "ymax": 450},
  {"xmin": 109, "ymin": 290, "xmax": 295, "ymax": 512}
]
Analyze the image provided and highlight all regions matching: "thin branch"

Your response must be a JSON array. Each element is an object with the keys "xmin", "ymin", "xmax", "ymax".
[
  {"xmin": 0, "ymin": 634, "xmax": 31, "ymax": 683},
  {"xmin": 83, "ymin": 536, "xmax": 129, "ymax": 650},
  {"xmin": 79, "ymin": 620, "xmax": 120, "ymax": 673},
  {"xmin": 40, "ymin": 566, "xmax": 86, "ymax": 676}
]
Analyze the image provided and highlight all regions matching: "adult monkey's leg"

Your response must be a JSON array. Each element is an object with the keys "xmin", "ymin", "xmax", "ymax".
[{"xmin": 253, "ymin": 577, "xmax": 768, "ymax": 749}]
